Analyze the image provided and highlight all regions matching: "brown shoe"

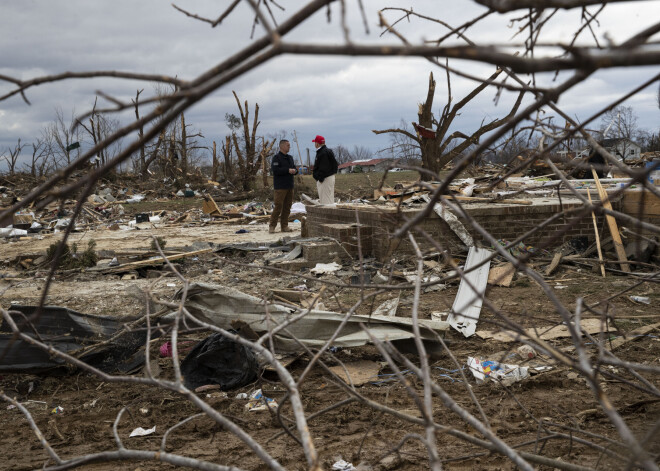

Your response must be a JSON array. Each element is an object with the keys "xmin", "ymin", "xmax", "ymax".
[
  {"xmin": 281, "ymin": 227, "xmax": 294, "ymax": 232},
  {"xmin": 268, "ymin": 226, "xmax": 276, "ymax": 234}
]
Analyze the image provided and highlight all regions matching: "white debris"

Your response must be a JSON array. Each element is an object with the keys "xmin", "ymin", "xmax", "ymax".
[
  {"xmin": 129, "ymin": 426, "xmax": 156, "ymax": 437},
  {"xmin": 290, "ymin": 202, "xmax": 307, "ymax": 214},
  {"xmin": 126, "ymin": 194, "xmax": 146, "ymax": 203},
  {"xmin": 0, "ymin": 226, "xmax": 28, "ymax": 237},
  {"xmin": 332, "ymin": 460, "xmax": 357, "ymax": 471},
  {"xmin": 468, "ymin": 357, "xmax": 529, "ymax": 386},
  {"xmin": 311, "ymin": 262, "xmax": 342, "ymax": 275}
]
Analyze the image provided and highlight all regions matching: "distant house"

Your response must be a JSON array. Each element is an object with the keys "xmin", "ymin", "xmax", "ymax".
[
  {"xmin": 602, "ymin": 138, "xmax": 642, "ymax": 161},
  {"xmin": 338, "ymin": 158, "xmax": 395, "ymax": 173}
]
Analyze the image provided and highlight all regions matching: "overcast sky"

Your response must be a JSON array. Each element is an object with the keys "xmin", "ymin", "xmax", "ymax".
[{"xmin": 1, "ymin": 0, "xmax": 658, "ymax": 168}]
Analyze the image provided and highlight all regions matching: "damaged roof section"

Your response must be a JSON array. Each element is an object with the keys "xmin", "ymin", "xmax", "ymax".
[{"xmin": 171, "ymin": 283, "xmax": 449, "ymax": 351}]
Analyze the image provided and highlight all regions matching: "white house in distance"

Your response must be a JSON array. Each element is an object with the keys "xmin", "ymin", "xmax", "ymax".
[
  {"xmin": 602, "ymin": 138, "xmax": 642, "ymax": 161},
  {"xmin": 338, "ymin": 158, "xmax": 396, "ymax": 173}
]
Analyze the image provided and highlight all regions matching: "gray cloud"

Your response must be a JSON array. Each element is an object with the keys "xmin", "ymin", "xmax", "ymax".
[{"xmin": 1, "ymin": 0, "xmax": 658, "ymax": 168}]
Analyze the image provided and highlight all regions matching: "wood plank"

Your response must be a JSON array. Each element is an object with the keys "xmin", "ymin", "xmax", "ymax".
[
  {"xmin": 587, "ymin": 189, "xmax": 606, "ymax": 277},
  {"xmin": 447, "ymin": 195, "xmax": 533, "ymax": 205},
  {"xmin": 329, "ymin": 360, "xmax": 381, "ymax": 386},
  {"xmin": 545, "ymin": 252, "xmax": 563, "ymax": 277},
  {"xmin": 592, "ymin": 169, "xmax": 630, "ymax": 273},
  {"xmin": 92, "ymin": 248, "xmax": 213, "ymax": 273},
  {"xmin": 476, "ymin": 318, "xmax": 615, "ymax": 342},
  {"xmin": 609, "ymin": 322, "xmax": 660, "ymax": 351},
  {"xmin": 202, "ymin": 196, "xmax": 222, "ymax": 216},
  {"xmin": 622, "ymin": 189, "xmax": 660, "ymax": 216},
  {"xmin": 488, "ymin": 263, "xmax": 515, "ymax": 287}
]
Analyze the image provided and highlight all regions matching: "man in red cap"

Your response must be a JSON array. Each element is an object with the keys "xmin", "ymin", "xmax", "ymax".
[{"xmin": 311, "ymin": 135, "xmax": 338, "ymax": 205}]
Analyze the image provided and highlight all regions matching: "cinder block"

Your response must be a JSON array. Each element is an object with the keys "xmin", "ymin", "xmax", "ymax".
[
  {"xmin": 316, "ymin": 223, "xmax": 373, "ymax": 257},
  {"xmin": 271, "ymin": 259, "xmax": 317, "ymax": 271},
  {"xmin": 301, "ymin": 240, "xmax": 350, "ymax": 262}
]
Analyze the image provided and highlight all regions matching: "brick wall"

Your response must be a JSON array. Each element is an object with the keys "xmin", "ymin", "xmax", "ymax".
[{"xmin": 306, "ymin": 198, "xmax": 619, "ymax": 259}]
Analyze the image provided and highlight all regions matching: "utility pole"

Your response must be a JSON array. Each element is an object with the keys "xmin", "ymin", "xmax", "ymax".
[
  {"xmin": 292, "ymin": 130, "xmax": 303, "ymax": 166},
  {"xmin": 292, "ymin": 130, "xmax": 305, "ymax": 181}
]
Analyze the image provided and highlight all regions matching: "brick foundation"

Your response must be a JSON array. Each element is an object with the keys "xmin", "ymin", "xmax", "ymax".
[{"xmin": 306, "ymin": 196, "xmax": 625, "ymax": 259}]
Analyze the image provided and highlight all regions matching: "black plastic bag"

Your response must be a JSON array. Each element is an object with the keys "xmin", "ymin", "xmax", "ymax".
[{"xmin": 180, "ymin": 332, "xmax": 258, "ymax": 390}]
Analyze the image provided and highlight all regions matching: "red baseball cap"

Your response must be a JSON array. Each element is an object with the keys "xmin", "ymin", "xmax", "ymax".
[{"xmin": 312, "ymin": 135, "xmax": 325, "ymax": 144}]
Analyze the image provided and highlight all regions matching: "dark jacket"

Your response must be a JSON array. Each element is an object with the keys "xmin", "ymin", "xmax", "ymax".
[
  {"xmin": 312, "ymin": 145, "xmax": 338, "ymax": 182},
  {"xmin": 271, "ymin": 151, "xmax": 297, "ymax": 189}
]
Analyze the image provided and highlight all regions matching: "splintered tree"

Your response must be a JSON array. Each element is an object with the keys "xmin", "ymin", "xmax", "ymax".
[
  {"xmin": 142, "ymin": 84, "xmax": 204, "ymax": 180},
  {"xmin": 24, "ymin": 138, "xmax": 49, "ymax": 177},
  {"xmin": 230, "ymin": 91, "xmax": 275, "ymax": 191},
  {"xmin": 373, "ymin": 69, "xmax": 524, "ymax": 177},
  {"xmin": 132, "ymin": 89, "xmax": 147, "ymax": 176},
  {"xmin": 77, "ymin": 97, "xmax": 124, "ymax": 174},
  {"xmin": 47, "ymin": 106, "xmax": 83, "ymax": 168},
  {"xmin": 1, "ymin": 138, "xmax": 25, "ymax": 176}
]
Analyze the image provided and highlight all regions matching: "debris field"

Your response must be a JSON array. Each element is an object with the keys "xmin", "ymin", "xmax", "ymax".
[{"xmin": 1, "ymin": 171, "xmax": 659, "ymax": 471}]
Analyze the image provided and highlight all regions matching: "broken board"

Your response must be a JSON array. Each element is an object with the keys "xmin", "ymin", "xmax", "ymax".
[
  {"xmin": 488, "ymin": 263, "xmax": 515, "ymax": 287},
  {"xmin": 372, "ymin": 296, "xmax": 400, "ymax": 317},
  {"xmin": 476, "ymin": 318, "xmax": 616, "ymax": 342},
  {"xmin": 328, "ymin": 360, "xmax": 381, "ymax": 387}
]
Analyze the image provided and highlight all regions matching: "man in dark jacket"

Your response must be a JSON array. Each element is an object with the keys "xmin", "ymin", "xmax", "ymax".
[
  {"xmin": 312, "ymin": 135, "xmax": 338, "ymax": 205},
  {"xmin": 269, "ymin": 139, "xmax": 298, "ymax": 233}
]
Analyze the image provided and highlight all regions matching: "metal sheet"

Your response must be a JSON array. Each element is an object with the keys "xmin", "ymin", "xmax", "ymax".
[
  {"xmin": 422, "ymin": 194, "xmax": 473, "ymax": 246},
  {"xmin": 173, "ymin": 283, "xmax": 449, "ymax": 351},
  {"xmin": 448, "ymin": 246, "xmax": 492, "ymax": 337}
]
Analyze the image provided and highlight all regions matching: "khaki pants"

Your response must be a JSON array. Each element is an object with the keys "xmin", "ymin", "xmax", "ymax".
[
  {"xmin": 270, "ymin": 188, "xmax": 293, "ymax": 229},
  {"xmin": 316, "ymin": 174, "xmax": 335, "ymax": 205}
]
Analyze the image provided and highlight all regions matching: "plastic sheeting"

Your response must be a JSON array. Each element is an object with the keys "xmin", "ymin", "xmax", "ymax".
[{"xmin": 0, "ymin": 305, "xmax": 146, "ymax": 373}]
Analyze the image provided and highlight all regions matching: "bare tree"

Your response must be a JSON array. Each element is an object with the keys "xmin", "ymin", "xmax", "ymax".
[
  {"xmin": 638, "ymin": 130, "xmax": 660, "ymax": 152},
  {"xmin": 373, "ymin": 70, "xmax": 524, "ymax": 177},
  {"xmin": 378, "ymin": 119, "xmax": 420, "ymax": 163},
  {"xmin": 142, "ymin": 84, "xmax": 205, "ymax": 180},
  {"xmin": 221, "ymin": 135, "xmax": 234, "ymax": 183},
  {"xmin": 597, "ymin": 105, "xmax": 645, "ymax": 161},
  {"xmin": 21, "ymin": 138, "xmax": 49, "ymax": 177},
  {"xmin": 333, "ymin": 144, "xmax": 352, "ymax": 164},
  {"xmin": 599, "ymin": 105, "xmax": 641, "ymax": 141},
  {"xmin": 349, "ymin": 144, "xmax": 372, "ymax": 161},
  {"xmin": 1, "ymin": 138, "xmax": 25, "ymax": 175},
  {"xmin": 230, "ymin": 91, "xmax": 272, "ymax": 191},
  {"xmin": 47, "ymin": 106, "xmax": 83, "ymax": 168},
  {"xmin": 77, "ymin": 97, "xmax": 125, "ymax": 175},
  {"xmin": 1, "ymin": 2, "xmax": 660, "ymax": 471},
  {"xmin": 132, "ymin": 89, "xmax": 147, "ymax": 175}
]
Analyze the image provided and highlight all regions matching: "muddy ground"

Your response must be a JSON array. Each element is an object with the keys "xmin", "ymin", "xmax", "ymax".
[{"xmin": 0, "ymin": 218, "xmax": 659, "ymax": 470}]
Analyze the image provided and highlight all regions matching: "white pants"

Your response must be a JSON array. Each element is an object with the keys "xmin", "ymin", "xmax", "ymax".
[{"xmin": 316, "ymin": 174, "xmax": 335, "ymax": 205}]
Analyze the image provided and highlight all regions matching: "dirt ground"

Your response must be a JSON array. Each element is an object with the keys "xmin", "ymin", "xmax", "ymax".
[{"xmin": 1, "ymin": 217, "xmax": 659, "ymax": 470}]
